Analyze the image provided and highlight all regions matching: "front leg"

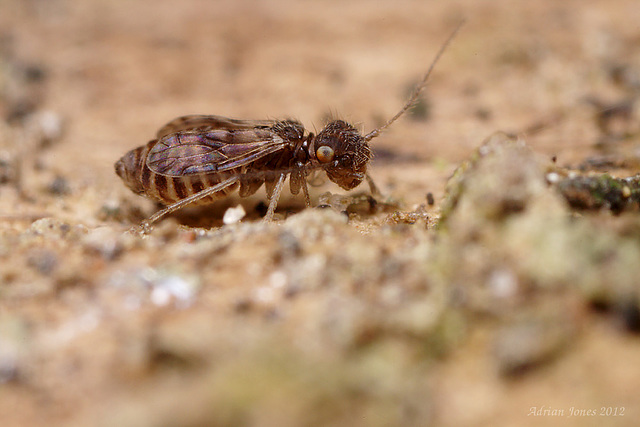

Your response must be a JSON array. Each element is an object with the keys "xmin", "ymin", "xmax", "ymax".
[{"xmin": 366, "ymin": 173, "xmax": 382, "ymax": 198}]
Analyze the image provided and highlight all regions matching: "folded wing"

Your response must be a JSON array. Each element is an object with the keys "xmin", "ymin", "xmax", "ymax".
[
  {"xmin": 147, "ymin": 128, "xmax": 288, "ymax": 176},
  {"xmin": 156, "ymin": 115, "xmax": 276, "ymax": 139}
]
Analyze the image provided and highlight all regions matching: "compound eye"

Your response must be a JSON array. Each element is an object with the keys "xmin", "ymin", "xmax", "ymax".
[{"xmin": 316, "ymin": 146, "xmax": 335, "ymax": 163}]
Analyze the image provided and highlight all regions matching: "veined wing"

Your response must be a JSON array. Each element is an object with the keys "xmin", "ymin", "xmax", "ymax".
[
  {"xmin": 156, "ymin": 115, "xmax": 277, "ymax": 139},
  {"xmin": 147, "ymin": 128, "xmax": 288, "ymax": 177}
]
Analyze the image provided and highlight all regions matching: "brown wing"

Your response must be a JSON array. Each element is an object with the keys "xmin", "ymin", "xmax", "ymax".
[
  {"xmin": 146, "ymin": 128, "xmax": 289, "ymax": 177},
  {"xmin": 156, "ymin": 115, "xmax": 277, "ymax": 139}
]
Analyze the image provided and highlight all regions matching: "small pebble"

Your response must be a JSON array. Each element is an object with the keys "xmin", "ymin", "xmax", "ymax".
[
  {"xmin": 426, "ymin": 192, "xmax": 435, "ymax": 206},
  {"xmin": 26, "ymin": 249, "xmax": 58, "ymax": 275},
  {"xmin": 223, "ymin": 205, "xmax": 246, "ymax": 224},
  {"xmin": 47, "ymin": 175, "xmax": 71, "ymax": 196}
]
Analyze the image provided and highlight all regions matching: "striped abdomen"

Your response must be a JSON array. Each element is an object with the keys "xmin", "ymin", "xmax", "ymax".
[{"xmin": 115, "ymin": 140, "xmax": 240, "ymax": 206}]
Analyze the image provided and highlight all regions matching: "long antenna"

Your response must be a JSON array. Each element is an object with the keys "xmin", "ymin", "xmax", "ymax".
[{"xmin": 364, "ymin": 21, "xmax": 464, "ymax": 142}]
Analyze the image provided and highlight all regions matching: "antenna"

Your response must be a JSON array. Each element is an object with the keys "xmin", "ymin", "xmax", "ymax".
[{"xmin": 364, "ymin": 21, "xmax": 464, "ymax": 142}]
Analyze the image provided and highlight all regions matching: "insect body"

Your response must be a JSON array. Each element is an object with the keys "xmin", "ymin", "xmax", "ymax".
[
  {"xmin": 116, "ymin": 117, "xmax": 369, "ymax": 223},
  {"xmin": 115, "ymin": 24, "xmax": 462, "ymax": 227}
]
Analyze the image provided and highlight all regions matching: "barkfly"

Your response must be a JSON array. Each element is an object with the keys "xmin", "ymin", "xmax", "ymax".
[{"xmin": 115, "ymin": 23, "xmax": 462, "ymax": 229}]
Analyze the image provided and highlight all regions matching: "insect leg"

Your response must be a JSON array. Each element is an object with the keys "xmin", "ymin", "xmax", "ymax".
[
  {"xmin": 264, "ymin": 173, "xmax": 287, "ymax": 221},
  {"xmin": 141, "ymin": 176, "xmax": 241, "ymax": 230},
  {"xmin": 301, "ymin": 178, "xmax": 311, "ymax": 207},
  {"xmin": 366, "ymin": 173, "xmax": 382, "ymax": 197}
]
